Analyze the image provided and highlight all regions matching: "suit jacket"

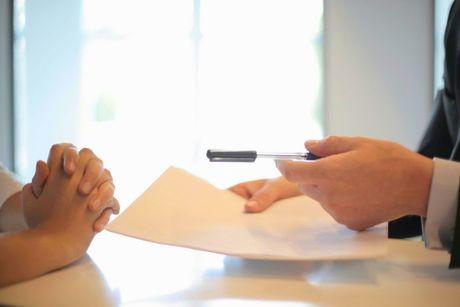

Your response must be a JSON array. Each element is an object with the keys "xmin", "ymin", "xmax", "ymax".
[{"xmin": 389, "ymin": 0, "xmax": 460, "ymax": 268}]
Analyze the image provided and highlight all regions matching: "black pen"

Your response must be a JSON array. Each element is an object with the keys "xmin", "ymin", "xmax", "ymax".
[{"xmin": 206, "ymin": 150, "xmax": 320, "ymax": 162}]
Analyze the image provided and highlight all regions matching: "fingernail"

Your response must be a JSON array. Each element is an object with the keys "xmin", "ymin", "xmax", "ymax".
[
  {"xmin": 246, "ymin": 200, "xmax": 258, "ymax": 209},
  {"xmin": 68, "ymin": 161, "xmax": 75, "ymax": 172},
  {"xmin": 35, "ymin": 186, "xmax": 42, "ymax": 197},
  {"xmin": 81, "ymin": 181, "xmax": 91, "ymax": 194}
]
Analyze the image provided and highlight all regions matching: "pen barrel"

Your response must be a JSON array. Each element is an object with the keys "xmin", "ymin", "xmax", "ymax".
[
  {"xmin": 257, "ymin": 152, "xmax": 320, "ymax": 161},
  {"xmin": 207, "ymin": 150, "xmax": 257, "ymax": 162},
  {"xmin": 206, "ymin": 150, "xmax": 320, "ymax": 162}
]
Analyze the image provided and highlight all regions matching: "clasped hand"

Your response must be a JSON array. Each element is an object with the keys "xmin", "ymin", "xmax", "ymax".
[{"xmin": 22, "ymin": 144, "xmax": 119, "ymax": 233}]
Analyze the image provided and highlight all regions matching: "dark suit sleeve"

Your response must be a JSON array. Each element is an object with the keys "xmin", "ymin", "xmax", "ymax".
[
  {"xmin": 449, "ymin": 179, "xmax": 460, "ymax": 268},
  {"xmin": 389, "ymin": 90, "xmax": 454, "ymax": 238},
  {"xmin": 418, "ymin": 90, "xmax": 454, "ymax": 159}
]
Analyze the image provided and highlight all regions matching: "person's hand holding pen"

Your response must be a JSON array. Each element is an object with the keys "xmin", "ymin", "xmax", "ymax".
[{"xmin": 230, "ymin": 136, "xmax": 434, "ymax": 231}]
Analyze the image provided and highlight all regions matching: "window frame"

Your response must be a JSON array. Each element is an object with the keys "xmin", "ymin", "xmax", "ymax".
[{"xmin": 0, "ymin": 0, "xmax": 15, "ymax": 170}]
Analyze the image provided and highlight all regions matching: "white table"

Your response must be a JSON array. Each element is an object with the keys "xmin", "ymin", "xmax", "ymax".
[{"xmin": 1, "ymin": 232, "xmax": 459, "ymax": 306}]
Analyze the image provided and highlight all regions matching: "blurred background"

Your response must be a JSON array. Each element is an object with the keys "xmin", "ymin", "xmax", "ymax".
[{"xmin": 0, "ymin": 0, "xmax": 454, "ymax": 208}]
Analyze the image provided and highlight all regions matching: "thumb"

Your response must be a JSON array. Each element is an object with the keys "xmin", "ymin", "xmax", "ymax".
[
  {"xmin": 22, "ymin": 183, "xmax": 41, "ymax": 229},
  {"xmin": 305, "ymin": 136, "xmax": 358, "ymax": 157},
  {"xmin": 245, "ymin": 184, "xmax": 279, "ymax": 213},
  {"xmin": 32, "ymin": 160, "xmax": 49, "ymax": 198},
  {"xmin": 22, "ymin": 183, "xmax": 36, "ymax": 210}
]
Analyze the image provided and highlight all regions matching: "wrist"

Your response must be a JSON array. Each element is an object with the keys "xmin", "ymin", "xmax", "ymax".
[
  {"xmin": 410, "ymin": 155, "xmax": 434, "ymax": 217},
  {"xmin": 34, "ymin": 224, "xmax": 88, "ymax": 265}
]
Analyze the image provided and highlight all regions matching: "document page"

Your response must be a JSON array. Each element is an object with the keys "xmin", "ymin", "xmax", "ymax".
[{"xmin": 107, "ymin": 167, "xmax": 387, "ymax": 260}]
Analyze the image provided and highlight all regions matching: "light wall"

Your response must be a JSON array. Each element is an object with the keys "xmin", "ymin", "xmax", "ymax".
[
  {"xmin": 324, "ymin": 0, "xmax": 434, "ymax": 150},
  {"xmin": 0, "ymin": 0, "xmax": 439, "ymax": 171}
]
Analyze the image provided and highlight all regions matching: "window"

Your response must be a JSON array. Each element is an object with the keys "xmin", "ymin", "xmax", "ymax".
[{"xmin": 14, "ymin": 0, "xmax": 323, "ymax": 207}]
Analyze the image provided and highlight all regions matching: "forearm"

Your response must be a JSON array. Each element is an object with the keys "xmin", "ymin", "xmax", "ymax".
[
  {"xmin": 0, "ymin": 228, "xmax": 77, "ymax": 287},
  {"xmin": 0, "ymin": 192, "xmax": 28, "ymax": 232}
]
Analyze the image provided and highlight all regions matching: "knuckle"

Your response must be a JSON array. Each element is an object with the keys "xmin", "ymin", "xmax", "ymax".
[
  {"xmin": 104, "ymin": 169, "xmax": 112, "ymax": 178},
  {"xmin": 50, "ymin": 144, "xmax": 62, "ymax": 156},
  {"xmin": 89, "ymin": 157, "xmax": 104, "ymax": 169},
  {"xmin": 79, "ymin": 147, "xmax": 94, "ymax": 158},
  {"xmin": 104, "ymin": 182, "xmax": 115, "ymax": 194},
  {"xmin": 85, "ymin": 159, "xmax": 104, "ymax": 178},
  {"xmin": 112, "ymin": 199, "xmax": 120, "ymax": 213},
  {"xmin": 104, "ymin": 169, "xmax": 112, "ymax": 180},
  {"xmin": 324, "ymin": 135, "xmax": 338, "ymax": 145},
  {"xmin": 65, "ymin": 146, "xmax": 78, "ymax": 157},
  {"xmin": 98, "ymin": 169, "xmax": 110, "ymax": 184},
  {"xmin": 61, "ymin": 142, "xmax": 77, "ymax": 149}
]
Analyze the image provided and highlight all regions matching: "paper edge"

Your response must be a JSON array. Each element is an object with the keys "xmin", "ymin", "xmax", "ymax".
[{"xmin": 107, "ymin": 227, "xmax": 388, "ymax": 261}]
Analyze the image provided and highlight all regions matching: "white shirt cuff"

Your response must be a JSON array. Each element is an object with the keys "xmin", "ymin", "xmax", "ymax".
[
  {"xmin": 0, "ymin": 163, "xmax": 23, "ymax": 211},
  {"xmin": 423, "ymin": 158, "xmax": 460, "ymax": 250}
]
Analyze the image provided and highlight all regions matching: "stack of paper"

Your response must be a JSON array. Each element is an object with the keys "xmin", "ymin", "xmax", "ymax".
[{"xmin": 107, "ymin": 167, "xmax": 387, "ymax": 260}]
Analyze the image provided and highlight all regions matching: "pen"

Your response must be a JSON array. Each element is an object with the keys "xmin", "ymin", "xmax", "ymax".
[{"xmin": 206, "ymin": 150, "xmax": 320, "ymax": 162}]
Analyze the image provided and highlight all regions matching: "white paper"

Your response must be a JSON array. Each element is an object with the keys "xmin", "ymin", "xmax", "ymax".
[{"xmin": 107, "ymin": 167, "xmax": 387, "ymax": 260}]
